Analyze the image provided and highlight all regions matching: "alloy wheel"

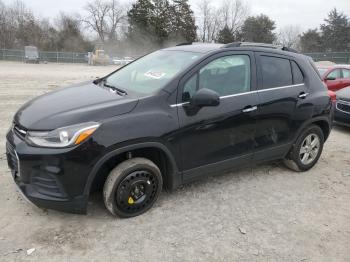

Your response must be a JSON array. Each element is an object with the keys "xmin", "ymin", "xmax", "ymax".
[{"xmin": 299, "ymin": 133, "xmax": 320, "ymax": 165}]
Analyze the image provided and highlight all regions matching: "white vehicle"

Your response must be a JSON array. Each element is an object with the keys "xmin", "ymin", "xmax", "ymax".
[{"xmin": 113, "ymin": 57, "xmax": 134, "ymax": 66}]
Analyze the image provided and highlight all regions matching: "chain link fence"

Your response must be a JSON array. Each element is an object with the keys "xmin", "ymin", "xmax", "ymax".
[
  {"xmin": 0, "ymin": 49, "xmax": 87, "ymax": 63},
  {"xmin": 0, "ymin": 48, "xmax": 349, "ymax": 65},
  {"xmin": 305, "ymin": 52, "xmax": 350, "ymax": 64}
]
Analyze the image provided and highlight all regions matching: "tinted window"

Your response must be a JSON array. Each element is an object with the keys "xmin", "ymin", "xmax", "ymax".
[
  {"xmin": 327, "ymin": 69, "xmax": 341, "ymax": 79},
  {"xmin": 260, "ymin": 56, "xmax": 292, "ymax": 89},
  {"xmin": 342, "ymin": 69, "xmax": 350, "ymax": 78},
  {"xmin": 182, "ymin": 55, "xmax": 251, "ymax": 101},
  {"xmin": 291, "ymin": 61, "xmax": 304, "ymax": 84}
]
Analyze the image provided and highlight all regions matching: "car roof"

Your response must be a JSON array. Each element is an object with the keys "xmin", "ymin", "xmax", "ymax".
[
  {"xmin": 316, "ymin": 64, "xmax": 350, "ymax": 69},
  {"xmin": 333, "ymin": 64, "xmax": 350, "ymax": 68}
]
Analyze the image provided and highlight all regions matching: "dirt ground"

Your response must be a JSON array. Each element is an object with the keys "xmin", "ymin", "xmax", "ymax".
[{"xmin": 0, "ymin": 61, "xmax": 349, "ymax": 262}]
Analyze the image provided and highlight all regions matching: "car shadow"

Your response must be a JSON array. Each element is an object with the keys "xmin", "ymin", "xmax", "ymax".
[
  {"xmin": 333, "ymin": 124, "xmax": 350, "ymax": 135},
  {"xmin": 86, "ymin": 160, "xmax": 287, "ymax": 219}
]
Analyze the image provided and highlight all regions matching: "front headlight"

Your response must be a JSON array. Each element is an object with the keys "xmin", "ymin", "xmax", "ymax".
[{"xmin": 25, "ymin": 122, "xmax": 100, "ymax": 148}]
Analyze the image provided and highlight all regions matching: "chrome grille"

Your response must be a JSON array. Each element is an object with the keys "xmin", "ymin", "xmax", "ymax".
[{"xmin": 336, "ymin": 100, "xmax": 350, "ymax": 114}]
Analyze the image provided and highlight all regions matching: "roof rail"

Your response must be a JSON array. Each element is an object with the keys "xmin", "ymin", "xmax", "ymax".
[
  {"xmin": 176, "ymin": 42, "xmax": 192, "ymax": 46},
  {"xmin": 221, "ymin": 42, "xmax": 299, "ymax": 53},
  {"xmin": 176, "ymin": 42, "xmax": 220, "ymax": 46}
]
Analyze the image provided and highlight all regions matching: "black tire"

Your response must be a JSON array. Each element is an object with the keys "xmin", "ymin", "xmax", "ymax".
[
  {"xmin": 103, "ymin": 157, "xmax": 163, "ymax": 218},
  {"xmin": 283, "ymin": 125, "xmax": 324, "ymax": 172}
]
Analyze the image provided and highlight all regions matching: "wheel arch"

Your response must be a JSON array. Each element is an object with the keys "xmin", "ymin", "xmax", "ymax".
[
  {"xmin": 313, "ymin": 119, "xmax": 331, "ymax": 141},
  {"xmin": 84, "ymin": 142, "xmax": 181, "ymax": 197},
  {"xmin": 292, "ymin": 116, "xmax": 331, "ymax": 146}
]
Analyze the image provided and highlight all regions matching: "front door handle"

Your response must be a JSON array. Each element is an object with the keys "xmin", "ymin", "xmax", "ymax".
[
  {"xmin": 242, "ymin": 106, "xmax": 257, "ymax": 113},
  {"xmin": 298, "ymin": 92, "xmax": 309, "ymax": 99}
]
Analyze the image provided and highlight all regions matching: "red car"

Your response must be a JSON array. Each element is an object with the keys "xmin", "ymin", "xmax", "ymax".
[{"xmin": 317, "ymin": 64, "xmax": 350, "ymax": 91}]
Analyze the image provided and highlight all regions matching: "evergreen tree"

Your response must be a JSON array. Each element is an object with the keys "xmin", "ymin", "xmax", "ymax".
[
  {"xmin": 151, "ymin": 0, "xmax": 172, "ymax": 44},
  {"xmin": 217, "ymin": 25, "xmax": 235, "ymax": 44},
  {"xmin": 171, "ymin": 0, "xmax": 196, "ymax": 42},
  {"xmin": 299, "ymin": 29, "xmax": 323, "ymax": 53},
  {"xmin": 240, "ymin": 14, "xmax": 276, "ymax": 43},
  {"xmin": 320, "ymin": 8, "xmax": 350, "ymax": 52},
  {"xmin": 127, "ymin": 0, "xmax": 156, "ymax": 50},
  {"xmin": 127, "ymin": 0, "xmax": 197, "ymax": 48},
  {"xmin": 127, "ymin": 0, "xmax": 154, "ymax": 34}
]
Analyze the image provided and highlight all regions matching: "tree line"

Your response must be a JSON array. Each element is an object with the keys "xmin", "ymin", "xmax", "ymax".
[{"xmin": 0, "ymin": 0, "xmax": 349, "ymax": 55}]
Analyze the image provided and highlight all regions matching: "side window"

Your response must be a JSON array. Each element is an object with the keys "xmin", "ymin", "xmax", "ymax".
[
  {"xmin": 342, "ymin": 69, "xmax": 350, "ymax": 78},
  {"xmin": 327, "ymin": 69, "xmax": 341, "ymax": 79},
  {"xmin": 291, "ymin": 61, "xmax": 304, "ymax": 84},
  {"xmin": 260, "ymin": 56, "xmax": 293, "ymax": 89},
  {"xmin": 182, "ymin": 55, "xmax": 251, "ymax": 101},
  {"xmin": 199, "ymin": 55, "xmax": 251, "ymax": 96}
]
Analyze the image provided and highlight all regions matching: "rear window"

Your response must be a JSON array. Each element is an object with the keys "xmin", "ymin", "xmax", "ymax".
[{"xmin": 260, "ymin": 56, "xmax": 293, "ymax": 89}]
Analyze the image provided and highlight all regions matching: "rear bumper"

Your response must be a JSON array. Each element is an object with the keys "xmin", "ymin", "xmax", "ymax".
[{"xmin": 5, "ymin": 128, "xmax": 104, "ymax": 214}]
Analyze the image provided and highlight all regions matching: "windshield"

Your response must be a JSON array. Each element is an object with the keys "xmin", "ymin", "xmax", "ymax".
[
  {"xmin": 105, "ymin": 50, "xmax": 203, "ymax": 94},
  {"xmin": 317, "ymin": 68, "xmax": 328, "ymax": 77}
]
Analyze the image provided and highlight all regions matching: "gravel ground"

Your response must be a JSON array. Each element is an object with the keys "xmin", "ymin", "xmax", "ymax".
[{"xmin": 0, "ymin": 61, "xmax": 349, "ymax": 262}]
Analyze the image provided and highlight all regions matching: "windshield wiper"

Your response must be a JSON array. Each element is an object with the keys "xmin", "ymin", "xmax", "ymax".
[{"xmin": 100, "ymin": 79, "xmax": 128, "ymax": 96}]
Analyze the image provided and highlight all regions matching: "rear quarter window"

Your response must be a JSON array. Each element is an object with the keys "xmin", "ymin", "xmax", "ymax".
[
  {"xmin": 291, "ymin": 61, "xmax": 304, "ymax": 84},
  {"xmin": 260, "ymin": 56, "xmax": 293, "ymax": 89}
]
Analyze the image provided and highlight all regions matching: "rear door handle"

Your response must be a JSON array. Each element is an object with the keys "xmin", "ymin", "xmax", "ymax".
[
  {"xmin": 298, "ymin": 92, "xmax": 309, "ymax": 99},
  {"xmin": 242, "ymin": 106, "xmax": 257, "ymax": 113}
]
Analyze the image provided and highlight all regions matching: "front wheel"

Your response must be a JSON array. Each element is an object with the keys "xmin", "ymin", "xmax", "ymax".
[
  {"xmin": 284, "ymin": 125, "xmax": 324, "ymax": 172},
  {"xmin": 103, "ymin": 158, "xmax": 163, "ymax": 218}
]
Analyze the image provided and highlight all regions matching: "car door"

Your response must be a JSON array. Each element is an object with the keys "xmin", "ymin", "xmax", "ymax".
[
  {"xmin": 254, "ymin": 53, "xmax": 311, "ymax": 162},
  {"xmin": 341, "ymin": 68, "xmax": 350, "ymax": 89},
  {"xmin": 175, "ymin": 51, "xmax": 259, "ymax": 181},
  {"xmin": 325, "ymin": 69, "xmax": 343, "ymax": 91}
]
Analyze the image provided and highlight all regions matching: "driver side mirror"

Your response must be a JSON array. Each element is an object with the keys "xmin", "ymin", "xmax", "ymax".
[
  {"xmin": 325, "ymin": 76, "xmax": 336, "ymax": 81},
  {"xmin": 190, "ymin": 88, "xmax": 220, "ymax": 107}
]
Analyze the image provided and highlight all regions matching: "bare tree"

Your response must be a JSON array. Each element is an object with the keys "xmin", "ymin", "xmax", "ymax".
[
  {"xmin": 83, "ymin": 0, "xmax": 126, "ymax": 43},
  {"xmin": 84, "ymin": 0, "xmax": 110, "ymax": 43},
  {"xmin": 107, "ymin": 0, "xmax": 126, "ymax": 41},
  {"xmin": 220, "ymin": 0, "xmax": 249, "ymax": 35},
  {"xmin": 0, "ymin": 0, "xmax": 11, "ymax": 48},
  {"xmin": 196, "ymin": 0, "xmax": 249, "ymax": 43},
  {"xmin": 276, "ymin": 25, "xmax": 301, "ymax": 49},
  {"xmin": 196, "ymin": 0, "xmax": 220, "ymax": 42}
]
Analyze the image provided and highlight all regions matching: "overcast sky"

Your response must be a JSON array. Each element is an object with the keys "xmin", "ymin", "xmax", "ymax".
[{"xmin": 3, "ymin": 0, "xmax": 350, "ymax": 31}]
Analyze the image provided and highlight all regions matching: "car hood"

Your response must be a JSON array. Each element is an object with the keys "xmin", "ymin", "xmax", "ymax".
[
  {"xmin": 336, "ymin": 86, "xmax": 350, "ymax": 102},
  {"xmin": 14, "ymin": 81, "xmax": 139, "ymax": 130}
]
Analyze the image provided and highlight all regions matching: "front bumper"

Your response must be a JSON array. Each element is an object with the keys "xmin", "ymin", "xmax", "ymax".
[
  {"xmin": 334, "ymin": 100, "xmax": 350, "ymax": 127},
  {"xmin": 5, "ymin": 128, "xmax": 103, "ymax": 214}
]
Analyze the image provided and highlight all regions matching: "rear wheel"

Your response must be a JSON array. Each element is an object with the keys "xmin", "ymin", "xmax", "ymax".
[
  {"xmin": 284, "ymin": 125, "xmax": 324, "ymax": 172},
  {"xmin": 103, "ymin": 158, "xmax": 162, "ymax": 218}
]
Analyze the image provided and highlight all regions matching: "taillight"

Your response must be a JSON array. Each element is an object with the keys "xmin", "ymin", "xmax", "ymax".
[{"xmin": 328, "ymin": 90, "xmax": 336, "ymax": 103}]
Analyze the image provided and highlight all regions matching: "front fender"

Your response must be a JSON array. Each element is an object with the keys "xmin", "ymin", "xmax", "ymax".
[{"xmin": 83, "ymin": 141, "xmax": 181, "ymax": 197}]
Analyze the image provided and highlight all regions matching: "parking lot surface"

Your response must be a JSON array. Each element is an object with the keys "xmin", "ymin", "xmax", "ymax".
[{"xmin": 0, "ymin": 62, "xmax": 349, "ymax": 261}]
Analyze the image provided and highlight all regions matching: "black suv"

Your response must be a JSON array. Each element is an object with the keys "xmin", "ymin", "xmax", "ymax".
[{"xmin": 6, "ymin": 42, "xmax": 333, "ymax": 218}]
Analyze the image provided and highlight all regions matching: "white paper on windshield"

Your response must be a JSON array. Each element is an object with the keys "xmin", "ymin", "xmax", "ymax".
[{"xmin": 144, "ymin": 70, "xmax": 166, "ymax": 79}]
